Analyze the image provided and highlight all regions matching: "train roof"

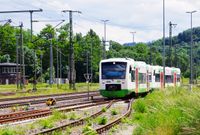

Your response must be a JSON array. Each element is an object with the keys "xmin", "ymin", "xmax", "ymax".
[
  {"xmin": 100, "ymin": 58, "xmax": 181, "ymax": 74},
  {"xmin": 165, "ymin": 67, "xmax": 172, "ymax": 75},
  {"xmin": 100, "ymin": 58, "xmax": 135, "ymax": 63},
  {"xmin": 147, "ymin": 64, "xmax": 153, "ymax": 71},
  {"xmin": 135, "ymin": 61, "xmax": 146, "ymax": 67},
  {"xmin": 173, "ymin": 67, "xmax": 181, "ymax": 74},
  {"xmin": 152, "ymin": 65, "xmax": 163, "ymax": 70},
  {"xmin": 151, "ymin": 65, "xmax": 163, "ymax": 73}
]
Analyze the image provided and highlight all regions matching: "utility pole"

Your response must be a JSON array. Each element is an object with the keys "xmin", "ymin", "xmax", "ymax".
[
  {"xmin": 40, "ymin": 51, "xmax": 43, "ymax": 83},
  {"xmin": 169, "ymin": 21, "xmax": 177, "ymax": 67},
  {"xmin": 101, "ymin": 20, "xmax": 109, "ymax": 59},
  {"xmin": 174, "ymin": 44, "xmax": 178, "ymax": 67},
  {"xmin": 0, "ymin": 9, "xmax": 43, "ymax": 91},
  {"xmin": 32, "ymin": 19, "xmax": 64, "ymax": 87},
  {"xmin": 59, "ymin": 49, "xmax": 62, "ymax": 82},
  {"xmin": 90, "ymin": 41, "xmax": 93, "ymax": 84},
  {"xmin": 56, "ymin": 42, "xmax": 59, "ymax": 88},
  {"xmin": 49, "ymin": 38, "xmax": 53, "ymax": 87},
  {"xmin": 30, "ymin": 10, "xmax": 43, "ymax": 92},
  {"xmin": 16, "ymin": 35, "xmax": 19, "ymax": 90},
  {"xmin": 186, "ymin": 10, "xmax": 197, "ymax": 91},
  {"xmin": 19, "ymin": 22, "xmax": 25, "ymax": 90},
  {"xmin": 86, "ymin": 51, "xmax": 89, "ymax": 100},
  {"xmin": 130, "ymin": 31, "xmax": 136, "ymax": 45},
  {"xmin": 62, "ymin": 10, "xmax": 81, "ymax": 90},
  {"xmin": 149, "ymin": 43, "xmax": 152, "ymax": 65},
  {"xmin": 163, "ymin": 0, "xmax": 166, "ymax": 88}
]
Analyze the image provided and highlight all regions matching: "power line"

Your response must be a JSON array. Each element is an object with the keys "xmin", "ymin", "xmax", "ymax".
[{"xmin": 77, "ymin": 14, "xmax": 161, "ymax": 30}]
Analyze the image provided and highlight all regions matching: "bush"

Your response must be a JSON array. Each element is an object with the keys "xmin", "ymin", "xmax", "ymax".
[
  {"xmin": 39, "ymin": 119, "xmax": 54, "ymax": 129},
  {"xmin": 98, "ymin": 116, "xmax": 107, "ymax": 125},
  {"xmin": 111, "ymin": 109, "xmax": 118, "ymax": 115},
  {"xmin": 101, "ymin": 107, "xmax": 107, "ymax": 112}
]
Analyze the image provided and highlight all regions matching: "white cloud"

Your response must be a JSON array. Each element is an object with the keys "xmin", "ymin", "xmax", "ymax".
[{"xmin": 0, "ymin": 0, "xmax": 200, "ymax": 44}]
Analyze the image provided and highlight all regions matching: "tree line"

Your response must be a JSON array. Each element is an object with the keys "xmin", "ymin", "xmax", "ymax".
[{"xmin": 0, "ymin": 23, "xmax": 199, "ymax": 83}]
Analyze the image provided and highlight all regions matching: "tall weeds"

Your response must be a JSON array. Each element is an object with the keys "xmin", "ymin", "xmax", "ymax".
[{"xmin": 132, "ymin": 87, "xmax": 200, "ymax": 135}]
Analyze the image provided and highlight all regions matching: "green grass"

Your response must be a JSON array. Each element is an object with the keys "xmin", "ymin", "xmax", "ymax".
[
  {"xmin": 0, "ymin": 83, "xmax": 99, "ymax": 98},
  {"xmin": 69, "ymin": 112, "xmax": 79, "ymax": 120},
  {"xmin": 132, "ymin": 86, "xmax": 200, "ymax": 135},
  {"xmin": 82, "ymin": 126, "xmax": 97, "ymax": 135},
  {"xmin": 111, "ymin": 109, "xmax": 118, "ymax": 115},
  {"xmin": 97, "ymin": 116, "xmax": 108, "ymax": 125},
  {"xmin": 101, "ymin": 107, "xmax": 107, "ymax": 112},
  {"xmin": 0, "ymin": 110, "xmax": 69, "ymax": 134}
]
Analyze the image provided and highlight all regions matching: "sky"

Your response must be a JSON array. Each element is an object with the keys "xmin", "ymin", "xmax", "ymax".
[{"xmin": 0, "ymin": 0, "xmax": 200, "ymax": 44}]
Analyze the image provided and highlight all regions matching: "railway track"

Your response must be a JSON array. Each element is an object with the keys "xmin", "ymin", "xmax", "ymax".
[
  {"xmin": 0, "ymin": 91, "xmax": 100, "ymax": 109},
  {"xmin": 95, "ymin": 98, "xmax": 134, "ymax": 134},
  {"xmin": 0, "ymin": 99, "xmax": 108, "ymax": 125},
  {"xmin": 31, "ymin": 99, "xmax": 132, "ymax": 135},
  {"xmin": 0, "ymin": 91, "xmax": 98, "ymax": 102},
  {"xmin": 31, "ymin": 100, "xmax": 114, "ymax": 135}
]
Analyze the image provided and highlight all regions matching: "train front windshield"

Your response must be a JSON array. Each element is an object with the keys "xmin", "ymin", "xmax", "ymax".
[{"xmin": 101, "ymin": 62, "xmax": 127, "ymax": 79}]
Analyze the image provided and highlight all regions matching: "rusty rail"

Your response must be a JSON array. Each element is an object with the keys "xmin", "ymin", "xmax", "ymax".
[
  {"xmin": 0, "ymin": 90, "xmax": 98, "ymax": 102},
  {"xmin": 0, "ymin": 109, "xmax": 51, "ymax": 124},
  {"xmin": 0, "ymin": 92, "xmax": 100, "ymax": 109},
  {"xmin": 95, "ymin": 99, "xmax": 134, "ymax": 134},
  {"xmin": 0, "ymin": 100, "xmax": 108, "ymax": 125}
]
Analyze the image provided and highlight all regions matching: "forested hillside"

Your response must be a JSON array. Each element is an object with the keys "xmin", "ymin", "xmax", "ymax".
[{"xmin": 0, "ymin": 23, "xmax": 199, "ymax": 83}]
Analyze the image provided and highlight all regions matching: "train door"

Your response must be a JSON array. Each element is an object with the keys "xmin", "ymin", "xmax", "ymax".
[
  {"xmin": 135, "ymin": 68, "xmax": 139, "ymax": 94},
  {"xmin": 147, "ymin": 70, "xmax": 149, "ymax": 92},
  {"xmin": 128, "ymin": 66, "xmax": 135, "ymax": 90},
  {"xmin": 160, "ymin": 72, "xmax": 164, "ymax": 89},
  {"xmin": 174, "ymin": 73, "xmax": 177, "ymax": 87}
]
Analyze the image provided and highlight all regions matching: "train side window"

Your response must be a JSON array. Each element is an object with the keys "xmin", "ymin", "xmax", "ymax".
[
  {"xmin": 155, "ymin": 74, "xmax": 160, "ymax": 82},
  {"xmin": 165, "ymin": 75, "xmax": 173, "ymax": 83},
  {"xmin": 139, "ymin": 73, "xmax": 146, "ymax": 84}
]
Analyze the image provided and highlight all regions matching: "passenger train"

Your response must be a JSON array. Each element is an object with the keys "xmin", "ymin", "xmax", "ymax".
[{"xmin": 99, "ymin": 58, "xmax": 181, "ymax": 98}]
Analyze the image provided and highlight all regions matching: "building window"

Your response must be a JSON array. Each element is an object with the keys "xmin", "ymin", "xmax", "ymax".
[{"xmin": 3, "ymin": 67, "xmax": 7, "ymax": 73}]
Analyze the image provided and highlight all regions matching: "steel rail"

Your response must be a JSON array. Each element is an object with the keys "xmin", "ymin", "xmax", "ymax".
[
  {"xmin": 31, "ymin": 100, "xmax": 114, "ymax": 135},
  {"xmin": 0, "ymin": 92, "xmax": 100, "ymax": 109},
  {"xmin": 0, "ymin": 91, "xmax": 98, "ymax": 102},
  {"xmin": 95, "ymin": 99, "xmax": 134, "ymax": 134},
  {"xmin": 0, "ymin": 100, "xmax": 109, "ymax": 125}
]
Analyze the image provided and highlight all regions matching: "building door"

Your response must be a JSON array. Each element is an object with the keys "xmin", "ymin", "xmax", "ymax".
[{"xmin": 6, "ymin": 79, "xmax": 9, "ymax": 85}]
